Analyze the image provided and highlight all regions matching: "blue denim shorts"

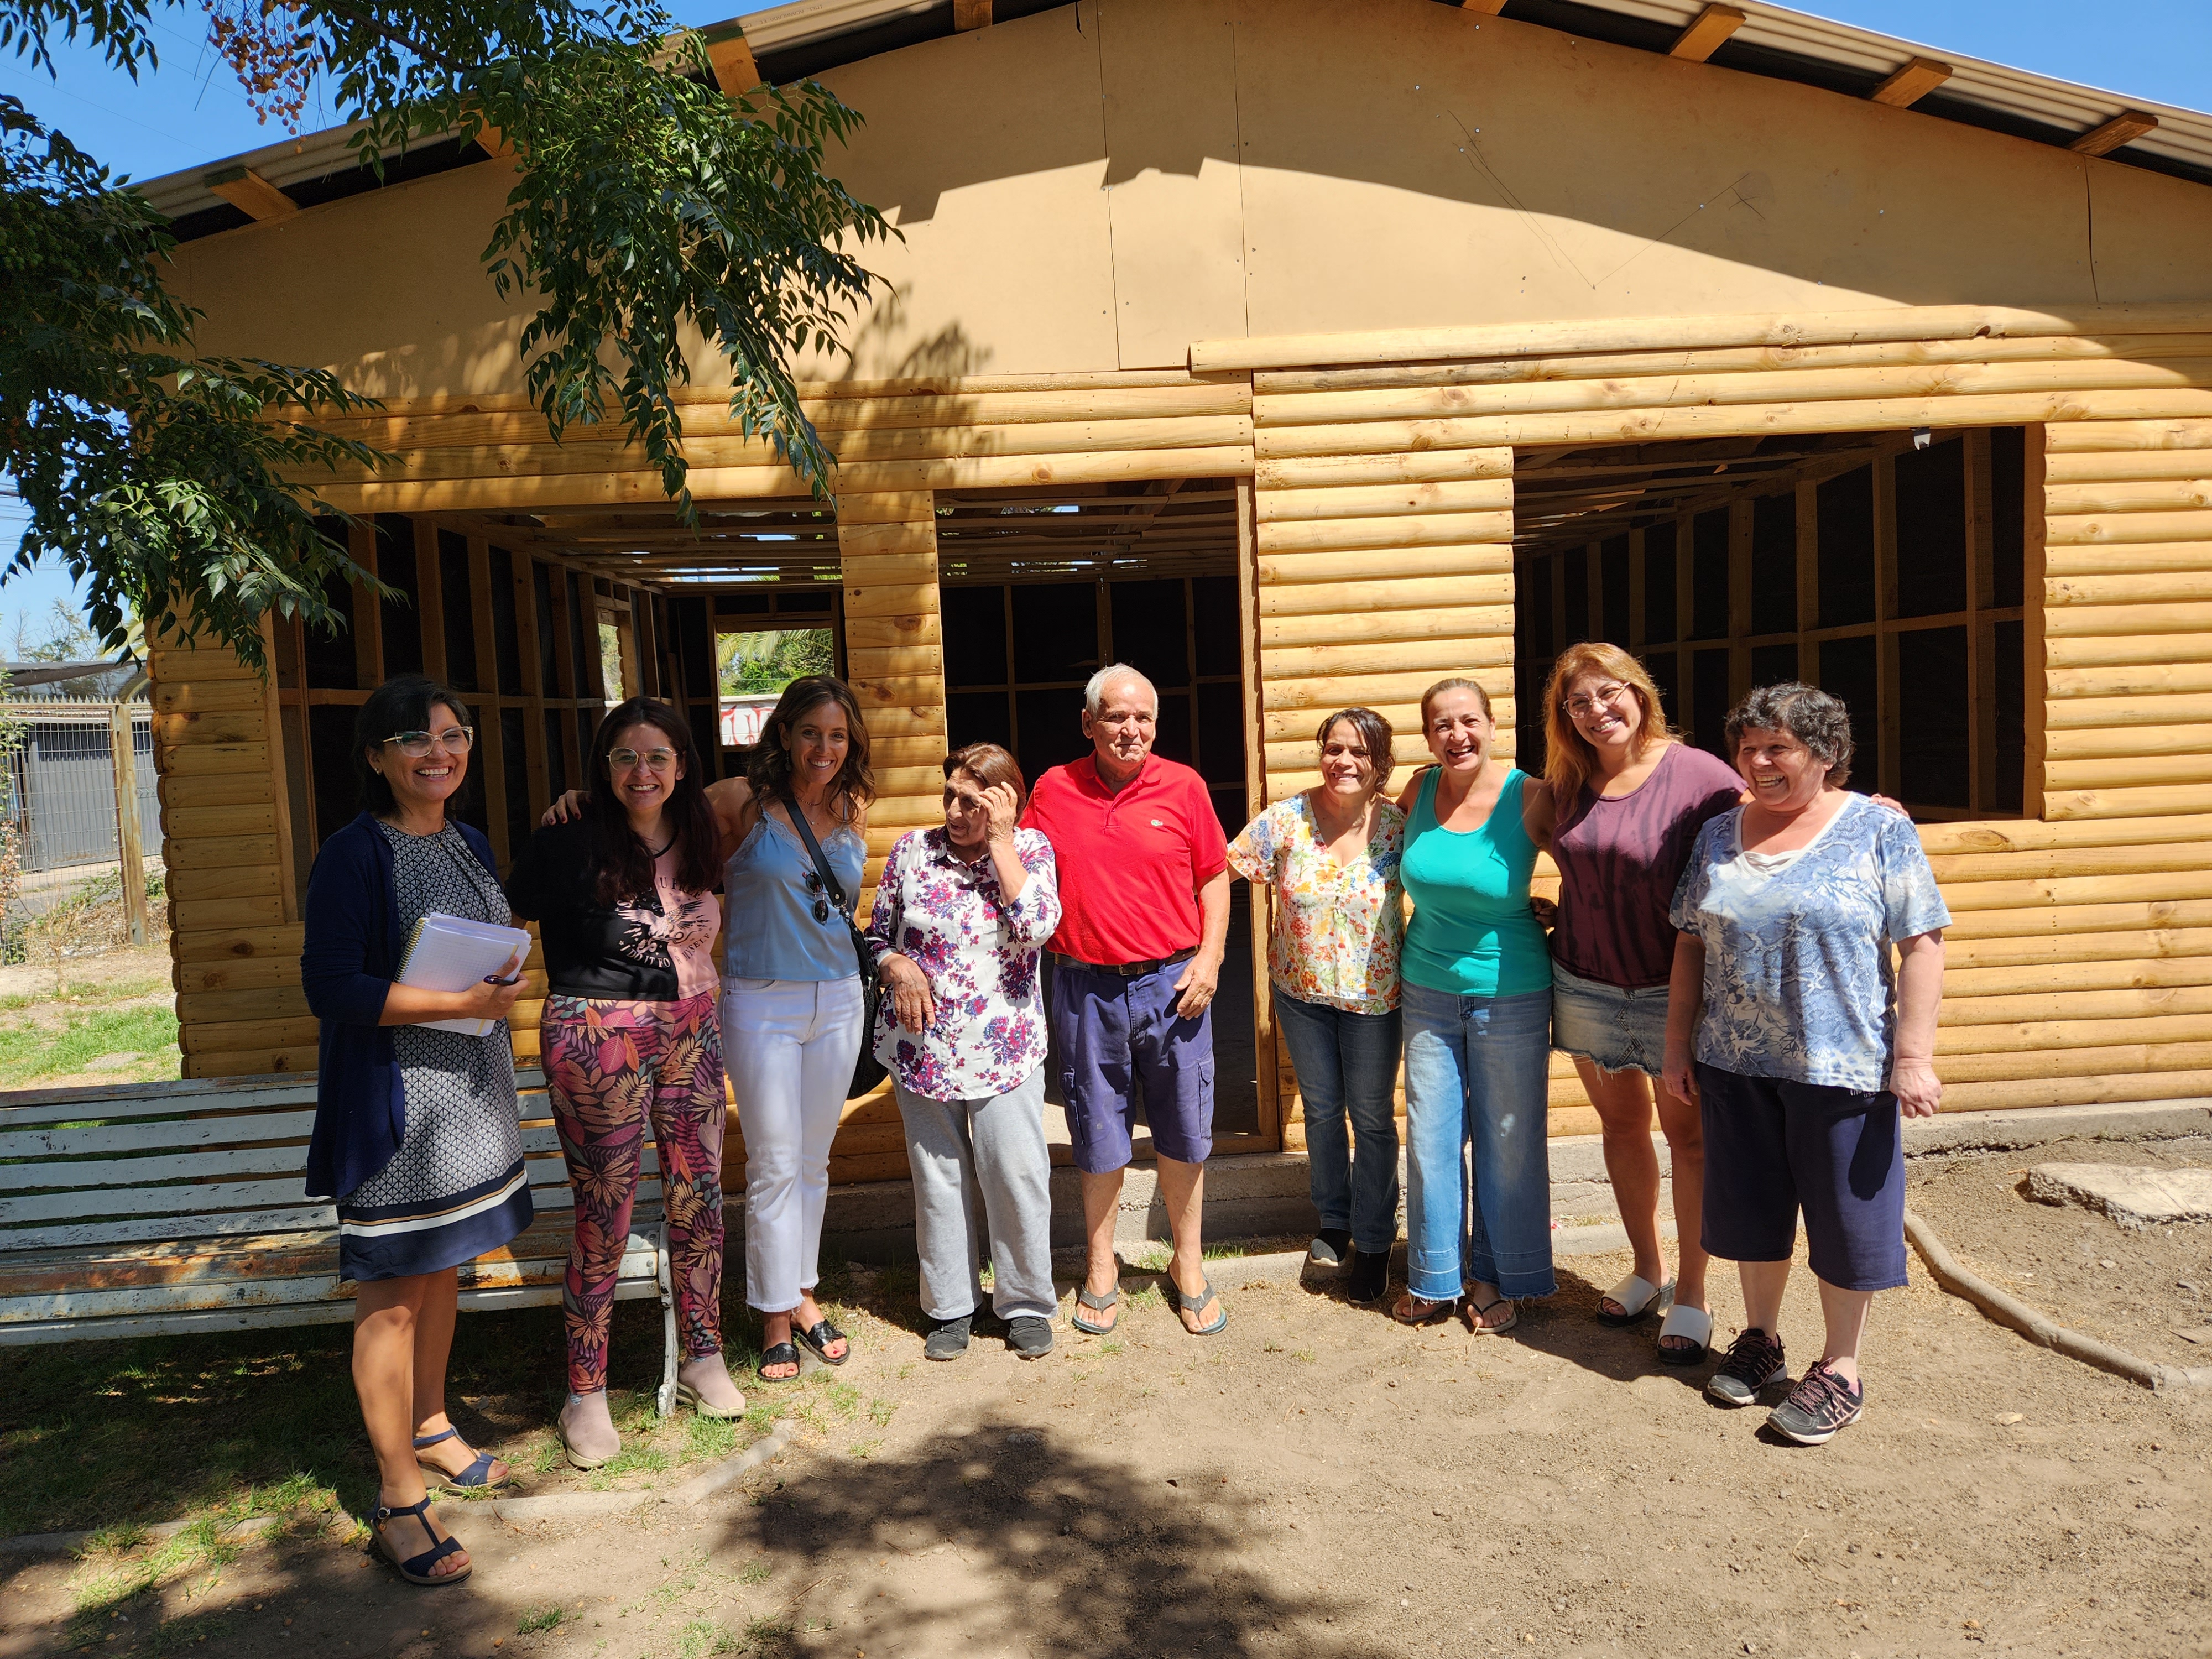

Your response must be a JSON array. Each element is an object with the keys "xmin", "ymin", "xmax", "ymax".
[
  {"xmin": 1047, "ymin": 958, "xmax": 1214, "ymax": 1174},
  {"xmin": 1550, "ymin": 962, "xmax": 1671, "ymax": 1077}
]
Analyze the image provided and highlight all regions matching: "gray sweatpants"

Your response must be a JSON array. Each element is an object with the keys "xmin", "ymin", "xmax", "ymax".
[{"xmin": 894, "ymin": 1068, "xmax": 1057, "ymax": 1323}]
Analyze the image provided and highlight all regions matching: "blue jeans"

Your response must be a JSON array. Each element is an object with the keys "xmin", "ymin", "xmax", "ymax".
[
  {"xmin": 1401, "ymin": 980, "xmax": 1556, "ymax": 1302},
  {"xmin": 1274, "ymin": 989, "xmax": 1401, "ymax": 1255}
]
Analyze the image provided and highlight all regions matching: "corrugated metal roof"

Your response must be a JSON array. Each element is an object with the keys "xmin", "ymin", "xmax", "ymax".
[
  {"xmin": 132, "ymin": 0, "xmax": 2212, "ymax": 233},
  {"xmin": 1563, "ymin": 0, "xmax": 2212, "ymax": 178}
]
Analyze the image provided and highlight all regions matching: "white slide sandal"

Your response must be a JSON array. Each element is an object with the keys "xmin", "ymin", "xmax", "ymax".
[
  {"xmin": 1656, "ymin": 1302, "xmax": 1714, "ymax": 1366},
  {"xmin": 1596, "ymin": 1272, "xmax": 1674, "ymax": 1328}
]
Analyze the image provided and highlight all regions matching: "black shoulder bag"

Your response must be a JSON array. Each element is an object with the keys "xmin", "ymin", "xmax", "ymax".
[{"xmin": 786, "ymin": 804, "xmax": 889, "ymax": 1098}]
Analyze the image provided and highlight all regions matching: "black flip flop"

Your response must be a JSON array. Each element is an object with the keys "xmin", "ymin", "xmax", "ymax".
[
  {"xmin": 1391, "ymin": 1292, "xmax": 1455, "ymax": 1328},
  {"xmin": 796, "ymin": 1317, "xmax": 850, "ymax": 1366},
  {"xmin": 755, "ymin": 1340, "xmax": 802, "ymax": 1383}
]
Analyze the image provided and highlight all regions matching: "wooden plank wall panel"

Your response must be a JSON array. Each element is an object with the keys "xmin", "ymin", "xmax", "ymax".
[
  {"xmin": 151, "ymin": 622, "xmax": 314, "ymax": 1081},
  {"xmin": 1248, "ymin": 422, "xmax": 1520, "ymax": 1142}
]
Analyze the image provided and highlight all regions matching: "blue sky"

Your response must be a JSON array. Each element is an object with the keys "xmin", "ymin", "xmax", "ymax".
[{"xmin": 4, "ymin": 0, "xmax": 2208, "ymax": 650}]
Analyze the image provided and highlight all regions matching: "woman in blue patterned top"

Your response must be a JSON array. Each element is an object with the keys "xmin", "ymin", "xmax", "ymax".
[{"xmin": 1663, "ymin": 683, "xmax": 1948, "ymax": 1448}]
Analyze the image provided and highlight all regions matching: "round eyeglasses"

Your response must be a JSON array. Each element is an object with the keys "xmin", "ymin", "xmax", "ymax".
[
  {"xmin": 1560, "ymin": 684, "xmax": 1630, "ymax": 719},
  {"xmin": 382, "ymin": 727, "xmax": 474, "ymax": 758},
  {"xmin": 609, "ymin": 747, "xmax": 677, "ymax": 774}
]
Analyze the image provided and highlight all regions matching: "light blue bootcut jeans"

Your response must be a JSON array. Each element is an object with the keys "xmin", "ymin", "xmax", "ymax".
[
  {"xmin": 1272, "ymin": 989, "xmax": 1402, "ymax": 1255},
  {"xmin": 1400, "ymin": 980, "xmax": 1557, "ymax": 1304}
]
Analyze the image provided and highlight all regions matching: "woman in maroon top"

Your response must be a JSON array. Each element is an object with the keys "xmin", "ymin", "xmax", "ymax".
[{"xmin": 1526, "ymin": 642, "xmax": 1744, "ymax": 1363}]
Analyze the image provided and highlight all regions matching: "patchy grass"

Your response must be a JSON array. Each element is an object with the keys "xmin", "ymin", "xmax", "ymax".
[
  {"xmin": 0, "ymin": 999, "xmax": 178, "ymax": 1086},
  {"xmin": 0, "ymin": 1290, "xmax": 776, "ymax": 1539},
  {"xmin": 518, "ymin": 1605, "xmax": 566, "ymax": 1634}
]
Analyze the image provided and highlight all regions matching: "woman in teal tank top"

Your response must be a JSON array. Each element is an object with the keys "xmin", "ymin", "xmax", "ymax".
[{"xmin": 1391, "ymin": 678, "xmax": 1556, "ymax": 1333}]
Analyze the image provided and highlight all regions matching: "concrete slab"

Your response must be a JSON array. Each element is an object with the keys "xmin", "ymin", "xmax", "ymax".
[{"xmin": 2026, "ymin": 1162, "xmax": 2212, "ymax": 1230}]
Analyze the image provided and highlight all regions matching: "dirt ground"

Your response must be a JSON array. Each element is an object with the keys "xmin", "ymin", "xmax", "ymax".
[
  {"xmin": 6, "ymin": 1142, "xmax": 2210, "ymax": 1659},
  {"xmin": 1909, "ymin": 1135, "xmax": 2212, "ymax": 1366}
]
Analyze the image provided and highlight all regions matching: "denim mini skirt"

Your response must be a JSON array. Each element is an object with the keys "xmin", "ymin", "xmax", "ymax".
[{"xmin": 1550, "ymin": 961, "xmax": 1671, "ymax": 1077}]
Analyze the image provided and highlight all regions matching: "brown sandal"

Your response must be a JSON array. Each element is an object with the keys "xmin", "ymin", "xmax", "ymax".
[{"xmin": 1391, "ymin": 1292, "xmax": 1455, "ymax": 1327}]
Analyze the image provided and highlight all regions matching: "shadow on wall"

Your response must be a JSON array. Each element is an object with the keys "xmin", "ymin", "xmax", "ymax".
[{"xmin": 831, "ymin": 284, "xmax": 996, "ymax": 382}]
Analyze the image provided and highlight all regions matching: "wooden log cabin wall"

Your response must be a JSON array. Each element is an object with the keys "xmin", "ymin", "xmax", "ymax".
[{"xmin": 148, "ymin": 300, "xmax": 2212, "ymax": 1178}]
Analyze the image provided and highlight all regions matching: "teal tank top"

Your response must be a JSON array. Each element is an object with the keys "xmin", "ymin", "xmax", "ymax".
[
  {"xmin": 722, "ymin": 808, "xmax": 867, "ymax": 982},
  {"xmin": 1401, "ymin": 767, "xmax": 1553, "ymax": 998}
]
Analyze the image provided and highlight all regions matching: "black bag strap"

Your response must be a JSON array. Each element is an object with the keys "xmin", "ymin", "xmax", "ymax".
[{"xmin": 782, "ymin": 798, "xmax": 872, "ymax": 979}]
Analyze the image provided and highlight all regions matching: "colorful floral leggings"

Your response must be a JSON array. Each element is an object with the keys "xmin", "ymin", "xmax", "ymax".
[{"xmin": 542, "ymin": 990, "xmax": 726, "ymax": 1395}]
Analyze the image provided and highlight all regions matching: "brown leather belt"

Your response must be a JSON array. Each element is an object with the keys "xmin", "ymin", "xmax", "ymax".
[{"xmin": 1049, "ymin": 947, "xmax": 1198, "ymax": 979}]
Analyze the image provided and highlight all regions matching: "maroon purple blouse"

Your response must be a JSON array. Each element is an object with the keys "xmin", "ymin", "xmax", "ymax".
[{"xmin": 1549, "ymin": 743, "xmax": 1746, "ymax": 989}]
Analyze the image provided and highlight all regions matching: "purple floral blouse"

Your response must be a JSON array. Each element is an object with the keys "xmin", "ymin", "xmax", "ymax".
[{"xmin": 864, "ymin": 826, "xmax": 1062, "ymax": 1100}]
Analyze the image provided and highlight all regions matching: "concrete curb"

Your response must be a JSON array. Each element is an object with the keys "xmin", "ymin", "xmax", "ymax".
[{"xmin": 0, "ymin": 1420, "xmax": 799, "ymax": 1558}]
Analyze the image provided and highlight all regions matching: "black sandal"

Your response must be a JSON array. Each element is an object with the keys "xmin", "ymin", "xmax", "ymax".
[
  {"xmin": 795, "ymin": 1317, "xmax": 850, "ymax": 1366},
  {"xmin": 371, "ymin": 1496, "xmax": 469, "ymax": 1587},
  {"xmin": 755, "ymin": 1341, "xmax": 802, "ymax": 1383}
]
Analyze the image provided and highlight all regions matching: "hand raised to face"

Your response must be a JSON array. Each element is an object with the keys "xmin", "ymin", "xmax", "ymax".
[{"xmin": 981, "ymin": 781, "xmax": 1021, "ymax": 845}]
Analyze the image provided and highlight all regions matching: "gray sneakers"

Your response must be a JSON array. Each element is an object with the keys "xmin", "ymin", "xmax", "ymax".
[
  {"xmin": 1704, "ymin": 1328, "xmax": 1787, "ymax": 1407},
  {"xmin": 1006, "ymin": 1316, "xmax": 1054, "ymax": 1359},
  {"xmin": 924, "ymin": 1315, "xmax": 972, "ymax": 1360}
]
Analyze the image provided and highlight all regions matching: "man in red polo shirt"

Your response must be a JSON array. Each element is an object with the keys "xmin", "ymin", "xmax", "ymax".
[{"xmin": 1022, "ymin": 664, "xmax": 1232, "ymax": 1339}]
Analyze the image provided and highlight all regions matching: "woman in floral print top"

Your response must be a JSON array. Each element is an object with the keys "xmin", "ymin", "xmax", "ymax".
[
  {"xmin": 1227, "ymin": 707, "xmax": 1406, "ymax": 1304},
  {"xmin": 863, "ymin": 743, "xmax": 1064, "ymax": 1360}
]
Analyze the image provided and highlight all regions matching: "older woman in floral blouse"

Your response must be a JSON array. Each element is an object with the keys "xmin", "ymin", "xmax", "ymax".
[
  {"xmin": 1228, "ymin": 707, "xmax": 1405, "ymax": 1304},
  {"xmin": 867, "ymin": 742, "xmax": 1063, "ymax": 1361}
]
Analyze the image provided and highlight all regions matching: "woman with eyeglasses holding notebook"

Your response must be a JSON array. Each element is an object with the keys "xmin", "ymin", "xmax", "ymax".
[
  {"xmin": 301, "ymin": 676, "xmax": 530, "ymax": 1587},
  {"xmin": 506, "ymin": 698, "xmax": 735, "ymax": 1468}
]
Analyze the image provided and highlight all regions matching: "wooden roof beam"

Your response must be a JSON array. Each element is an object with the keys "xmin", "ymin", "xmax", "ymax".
[
  {"xmin": 2070, "ymin": 110, "xmax": 2161, "ymax": 158},
  {"xmin": 203, "ymin": 164, "xmax": 298, "ymax": 223},
  {"xmin": 953, "ymin": 0, "xmax": 992, "ymax": 29},
  {"xmin": 698, "ymin": 21, "xmax": 761, "ymax": 95},
  {"xmin": 1667, "ymin": 5, "xmax": 1746, "ymax": 64},
  {"xmin": 1453, "ymin": 0, "xmax": 1510, "ymax": 13},
  {"xmin": 1869, "ymin": 56, "xmax": 1952, "ymax": 109}
]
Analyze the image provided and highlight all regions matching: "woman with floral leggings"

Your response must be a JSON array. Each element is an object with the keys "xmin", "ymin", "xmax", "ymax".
[{"xmin": 507, "ymin": 697, "xmax": 739, "ymax": 1468}]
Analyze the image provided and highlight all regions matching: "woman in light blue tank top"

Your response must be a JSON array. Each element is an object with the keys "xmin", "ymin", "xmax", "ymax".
[
  {"xmin": 1391, "ymin": 678, "xmax": 1556, "ymax": 1334},
  {"xmin": 703, "ymin": 676, "xmax": 874, "ymax": 1384}
]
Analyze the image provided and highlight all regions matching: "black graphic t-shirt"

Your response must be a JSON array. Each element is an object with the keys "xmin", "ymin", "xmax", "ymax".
[{"xmin": 505, "ymin": 818, "xmax": 719, "ymax": 1001}]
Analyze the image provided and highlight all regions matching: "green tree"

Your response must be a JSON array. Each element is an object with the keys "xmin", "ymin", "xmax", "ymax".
[
  {"xmin": 718, "ymin": 627, "xmax": 832, "ymax": 696},
  {"xmin": 2, "ymin": 3, "xmax": 890, "ymax": 669}
]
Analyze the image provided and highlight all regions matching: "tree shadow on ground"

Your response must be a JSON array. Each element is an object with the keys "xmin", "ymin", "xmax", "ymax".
[
  {"xmin": 717, "ymin": 1412, "xmax": 1370, "ymax": 1659},
  {"xmin": 1496, "ymin": 1267, "xmax": 1712, "ymax": 1392}
]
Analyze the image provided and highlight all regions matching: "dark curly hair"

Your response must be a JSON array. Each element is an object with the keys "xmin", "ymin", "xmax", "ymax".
[
  {"xmin": 352, "ymin": 676, "xmax": 476, "ymax": 817},
  {"xmin": 744, "ymin": 675, "xmax": 876, "ymax": 818},
  {"xmin": 1723, "ymin": 681, "xmax": 1854, "ymax": 788},
  {"xmin": 1313, "ymin": 707, "xmax": 1395, "ymax": 794},
  {"xmin": 586, "ymin": 698, "xmax": 721, "ymax": 905}
]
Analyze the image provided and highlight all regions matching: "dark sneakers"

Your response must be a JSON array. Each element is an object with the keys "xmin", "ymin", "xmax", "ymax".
[
  {"xmin": 1344, "ymin": 1249, "xmax": 1390, "ymax": 1305},
  {"xmin": 1705, "ymin": 1327, "xmax": 1787, "ymax": 1407},
  {"xmin": 1767, "ymin": 1359, "xmax": 1864, "ymax": 1446},
  {"xmin": 1308, "ymin": 1229, "xmax": 1353, "ymax": 1268},
  {"xmin": 924, "ymin": 1316, "xmax": 972, "ymax": 1361},
  {"xmin": 1006, "ymin": 1316, "xmax": 1054, "ymax": 1360}
]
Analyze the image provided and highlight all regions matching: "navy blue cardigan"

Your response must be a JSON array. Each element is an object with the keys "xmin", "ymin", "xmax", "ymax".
[{"xmin": 300, "ymin": 812, "xmax": 504, "ymax": 1202}]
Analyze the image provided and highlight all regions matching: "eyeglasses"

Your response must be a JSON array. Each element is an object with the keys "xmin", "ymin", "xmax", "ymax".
[
  {"xmin": 383, "ymin": 727, "xmax": 474, "ymax": 758},
  {"xmin": 609, "ymin": 747, "xmax": 677, "ymax": 774},
  {"xmin": 801, "ymin": 868, "xmax": 833, "ymax": 924},
  {"xmin": 1560, "ymin": 684, "xmax": 1630, "ymax": 719}
]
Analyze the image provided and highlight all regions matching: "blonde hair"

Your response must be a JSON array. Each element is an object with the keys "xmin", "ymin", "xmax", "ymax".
[{"xmin": 1541, "ymin": 641, "xmax": 1676, "ymax": 803}]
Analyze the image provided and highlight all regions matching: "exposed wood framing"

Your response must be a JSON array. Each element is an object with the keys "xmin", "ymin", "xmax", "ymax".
[
  {"xmin": 953, "ymin": 0, "xmax": 992, "ymax": 29},
  {"xmin": 698, "ymin": 20, "xmax": 760, "ymax": 94},
  {"xmin": 1870, "ymin": 55, "xmax": 1953, "ymax": 108},
  {"xmin": 1667, "ymin": 4, "xmax": 1745, "ymax": 62},
  {"xmin": 202, "ymin": 165, "xmax": 299, "ymax": 223},
  {"xmin": 2070, "ymin": 110, "xmax": 2160, "ymax": 158}
]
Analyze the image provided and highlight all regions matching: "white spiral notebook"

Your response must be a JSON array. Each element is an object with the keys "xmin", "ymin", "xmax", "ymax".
[{"xmin": 394, "ymin": 912, "xmax": 534, "ymax": 1036}]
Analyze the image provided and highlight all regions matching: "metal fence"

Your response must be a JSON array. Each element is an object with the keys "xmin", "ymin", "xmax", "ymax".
[{"xmin": 2, "ymin": 700, "xmax": 161, "ymax": 874}]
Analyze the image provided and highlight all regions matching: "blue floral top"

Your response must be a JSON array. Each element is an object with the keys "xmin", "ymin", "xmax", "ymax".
[
  {"xmin": 864, "ymin": 826, "xmax": 1062, "ymax": 1099},
  {"xmin": 1668, "ymin": 795, "xmax": 1951, "ymax": 1092}
]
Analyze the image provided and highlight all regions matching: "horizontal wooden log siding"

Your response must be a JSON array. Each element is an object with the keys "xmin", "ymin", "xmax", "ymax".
[
  {"xmin": 153, "ymin": 617, "xmax": 307, "ymax": 1079},
  {"xmin": 1240, "ymin": 312, "xmax": 2212, "ymax": 1133},
  {"xmin": 297, "ymin": 375, "xmax": 1254, "ymax": 519}
]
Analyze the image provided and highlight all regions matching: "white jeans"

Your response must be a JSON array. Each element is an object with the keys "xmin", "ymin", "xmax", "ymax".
[{"xmin": 721, "ymin": 975, "xmax": 865, "ymax": 1313}]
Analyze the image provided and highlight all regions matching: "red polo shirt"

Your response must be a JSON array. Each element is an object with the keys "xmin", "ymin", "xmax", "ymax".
[{"xmin": 1021, "ymin": 754, "xmax": 1228, "ymax": 966}]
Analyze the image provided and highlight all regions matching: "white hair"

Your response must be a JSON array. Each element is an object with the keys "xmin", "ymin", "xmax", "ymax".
[{"xmin": 1083, "ymin": 663, "xmax": 1157, "ymax": 718}]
